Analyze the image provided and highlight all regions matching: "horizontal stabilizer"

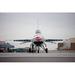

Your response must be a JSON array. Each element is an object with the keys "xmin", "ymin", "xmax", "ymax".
[
  {"xmin": 45, "ymin": 39, "xmax": 63, "ymax": 42},
  {"xmin": 14, "ymin": 39, "xmax": 31, "ymax": 42}
]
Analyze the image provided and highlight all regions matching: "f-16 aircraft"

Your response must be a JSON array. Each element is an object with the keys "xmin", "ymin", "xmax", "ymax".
[{"xmin": 14, "ymin": 30, "xmax": 63, "ymax": 53}]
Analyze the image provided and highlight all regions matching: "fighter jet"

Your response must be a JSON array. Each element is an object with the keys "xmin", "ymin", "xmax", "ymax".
[{"xmin": 14, "ymin": 29, "xmax": 63, "ymax": 53}]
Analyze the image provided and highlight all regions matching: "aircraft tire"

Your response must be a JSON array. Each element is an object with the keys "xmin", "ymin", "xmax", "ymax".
[
  {"xmin": 29, "ymin": 48, "xmax": 32, "ymax": 53},
  {"xmin": 38, "ymin": 50, "xmax": 39, "ymax": 53},
  {"xmin": 45, "ymin": 48, "xmax": 48, "ymax": 53}
]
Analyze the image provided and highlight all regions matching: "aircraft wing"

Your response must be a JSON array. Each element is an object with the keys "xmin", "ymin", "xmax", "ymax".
[
  {"xmin": 45, "ymin": 39, "xmax": 63, "ymax": 42},
  {"xmin": 14, "ymin": 39, "xmax": 31, "ymax": 42}
]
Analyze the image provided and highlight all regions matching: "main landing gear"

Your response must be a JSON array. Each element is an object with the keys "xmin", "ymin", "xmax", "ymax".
[
  {"xmin": 45, "ymin": 48, "xmax": 48, "ymax": 53},
  {"xmin": 29, "ymin": 47, "xmax": 48, "ymax": 53},
  {"xmin": 29, "ymin": 43, "xmax": 48, "ymax": 53}
]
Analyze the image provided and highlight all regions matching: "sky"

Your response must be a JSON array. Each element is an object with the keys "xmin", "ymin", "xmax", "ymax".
[{"xmin": 0, "ymin": 13, "xmax": 75, "ymax": 49}]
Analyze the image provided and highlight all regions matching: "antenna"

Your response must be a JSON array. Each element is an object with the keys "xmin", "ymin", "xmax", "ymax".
[
  {"xmin": 35, "ymin": 18, "xmax": 41, "ymax": 34},
  {"xmin": 36, "ymin": 18, "xmax": 39, "ymax": 30}
]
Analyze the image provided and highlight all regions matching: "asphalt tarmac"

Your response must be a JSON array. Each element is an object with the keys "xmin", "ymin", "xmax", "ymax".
[{"xmin": 0, "ymin": 50, "xmax": 75, "ymax": 62}]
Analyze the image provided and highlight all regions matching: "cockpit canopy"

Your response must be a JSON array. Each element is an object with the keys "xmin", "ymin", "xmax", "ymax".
[{"xmin": 35, "ymin": 30, "xmax": 41, "ymax": 34}]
